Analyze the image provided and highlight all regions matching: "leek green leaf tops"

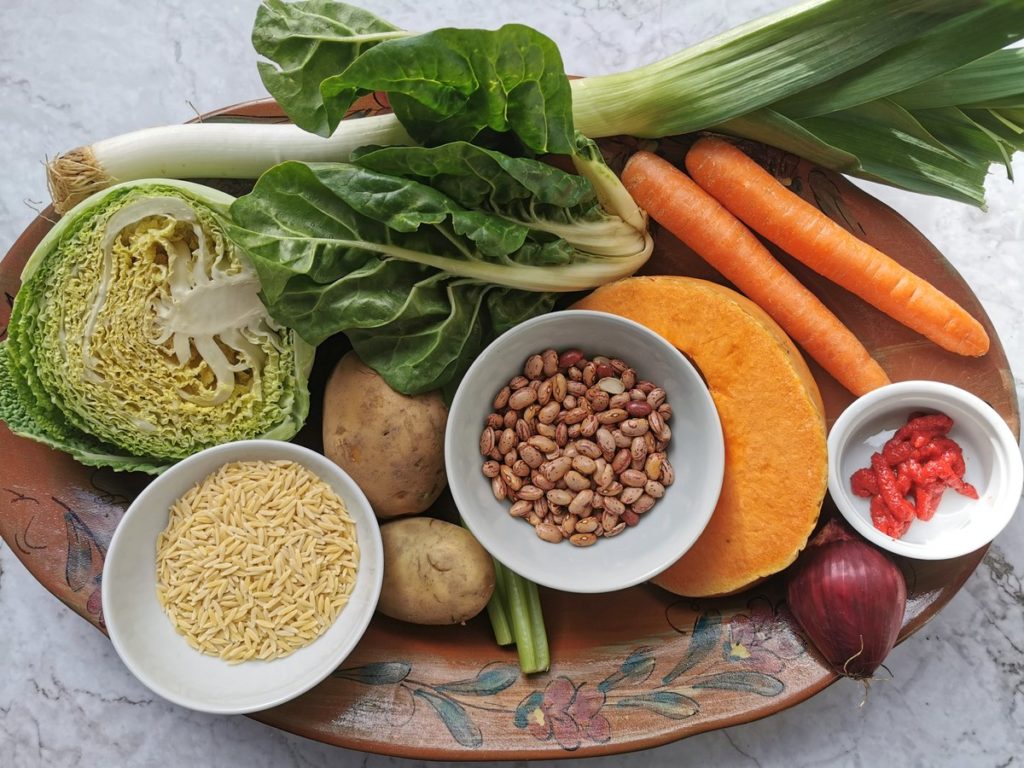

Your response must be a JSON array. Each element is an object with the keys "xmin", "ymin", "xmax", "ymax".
[
  {"xmin": 253, "ymin": 0, "xmax": 1024, "ymax": 206},
  {"xmin": 0, "ymin": 180, "xmax": 313, "ymax": 473}
]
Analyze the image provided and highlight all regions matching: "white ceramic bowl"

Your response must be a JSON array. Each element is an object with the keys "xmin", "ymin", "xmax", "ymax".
[
  {"xmin": 102, "ymin": 440, "xmax": 383, "ymax": 714},
  {"xmin": 828, "ymin": 380, "xmax": 1023, "ymax": 560},
  {"xmin": 446, "ymin": 310, "xmax": 724, "ymax": 593}
]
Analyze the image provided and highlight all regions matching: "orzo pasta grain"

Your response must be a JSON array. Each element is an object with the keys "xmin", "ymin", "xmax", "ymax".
[{"xmin": 155, "ymin": 460, "xmax": 359, "ymax": 663}]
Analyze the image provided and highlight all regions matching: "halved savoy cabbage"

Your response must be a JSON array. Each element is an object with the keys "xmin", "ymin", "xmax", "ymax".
[{"xmin": 0, "ymin": 179, "xmax": 313, "ymax": 473}]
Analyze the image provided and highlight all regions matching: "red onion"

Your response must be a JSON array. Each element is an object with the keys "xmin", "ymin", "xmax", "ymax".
[{"xmin": 786, "ymin": 520, "xmax": 907, "ymax": 679}]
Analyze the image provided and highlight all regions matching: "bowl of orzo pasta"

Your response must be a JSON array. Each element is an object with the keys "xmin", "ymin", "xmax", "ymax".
[{"xmin": 101, "ymin": 439, "xmax": 384, "ymax": 714}]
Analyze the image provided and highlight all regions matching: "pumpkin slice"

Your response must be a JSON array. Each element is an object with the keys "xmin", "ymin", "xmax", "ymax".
[{"xmin": 573, "ymin": 276, "xmax": 827, "ymax": 597}]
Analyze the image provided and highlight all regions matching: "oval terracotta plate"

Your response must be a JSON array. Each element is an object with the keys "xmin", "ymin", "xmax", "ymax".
[{"xmin": 0, "ymin": 98, "xmax": 1017, "ymax": 760}]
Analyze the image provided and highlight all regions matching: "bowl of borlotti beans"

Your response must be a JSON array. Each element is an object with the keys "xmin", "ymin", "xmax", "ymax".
[{"xmin": 446, "ymin": 310, "xmax": 725, "ymax": 594}]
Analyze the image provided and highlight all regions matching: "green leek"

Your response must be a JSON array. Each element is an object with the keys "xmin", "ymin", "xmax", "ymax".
[{"xmin": 46, "ymin": 0, "xmax": 1024, "ymax": 212}]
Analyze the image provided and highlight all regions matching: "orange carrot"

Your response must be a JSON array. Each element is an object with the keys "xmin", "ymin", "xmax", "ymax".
[
  {"xmin": 685, "ymin": 136, "xmax": 989, "ymax": 357},
  {"xmin": 621, "ymin": 150, "xmax": 890, "ymax": 396}
]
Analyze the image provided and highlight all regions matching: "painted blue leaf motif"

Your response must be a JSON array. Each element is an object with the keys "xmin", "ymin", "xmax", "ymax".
[
  {"xmin": 333, "ymin": 662, "xmax": 412, "ymax": 685},
  {"xmin": 435, "ymin": 664, "xmax": 519, "ymax": 696},
  {"xmin": 514, "ymin": 690, "xmax": 544, "ymax": 729},
  {"xmin": 615, "ymin": 691, "xmax": 699, "ymax": 720},
  {"xmin": 599, "ymin": 646, "xmax": 656, "ymax": 693},
  {"xmin": 692, "ymin": 671, "xmax": 784, "ymax": 697},
  {"xmin": 62, "ymin": 510, "xmax": 93, "ymax": 592},
  {"xmin": 413, "ymin": 689, "xmax": 483, "ymax": 748},
  {"xmin": 662, "ymin": 610, "xmax": 723, "ymax": 684}
]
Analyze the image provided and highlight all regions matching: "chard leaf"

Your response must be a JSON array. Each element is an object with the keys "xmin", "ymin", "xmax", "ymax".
[
  {"xmin": 346, "ymin": 280, "xmax": 555, "ymax": 394},
  {"xmin": 350, "ymin": 142, "xmax": 646, "ymax": 257},
  {"xmin": 318, "ymin": 25, "xmax": 575, "ymax": 152},
  {"xmin": 231, "ymin": 160, "xmax": 578, "ymax": 303},
  {"xmin": 253, "ymin": 0, "xmax": 408, "ymax": 136},
  {"xmin": 229, "ymin": 147, "xmax": 649, "ymax": 392},
  {"xmin": 230, "ymin": 159, "xmax": 608, "ymax": 392},
  {"xmin": 350, "ymin": 142, "xmax": 595, "ymax": 213},
  {"xmin": 253, "ymin": 1, "xmax": 574, "ymax": 150}
]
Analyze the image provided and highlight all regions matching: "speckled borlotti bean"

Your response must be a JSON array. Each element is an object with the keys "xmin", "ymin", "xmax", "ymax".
[
  {"xmin": 632, "ymin": 494, "xmax": 656, "ymax": 514},
  {"xmin": 509, "ymin": 500, "xmax": 533, "ymax": 518},
  {"xmin": 620, "ymin": 486, "xmax": 644, "ymax": 505},
  {"xmin": 596, "ymin": 408, "xmax": 628, "ymax": 425},
  {"xmin": 524, "ymin": 354, "xmax": 544, "ymax": 380},
  {"xmin": 536, "ymin": 522, "xmax": 563, "ymax": 543},
  {"xmin": 517, "ymin": 484, "xmax": 544, "ymax": 501},
  {"xmin": 508, "ymin": 387, "xmax": 538, "ymax": 410},
  {"xmin": 620, "ymin": 469, "xmax": 648, "ymax": 487},
  {"xmin": 620, "ymin": 418, "xmax": 649, "ymax": 437},
  {"xmin": 572, "ymin": 455, "xmax": 597, "ymax": 475},
  {"xmin": 541, "ymin": 456, "xmax": 573, "ymax": 482},
  {"xmin": 482, "ymin": 348, "xmax": 675, "ymax": 544},
  {"xmin": 546, "ymin": 488, "xmax": 574, "ymax": 506}
]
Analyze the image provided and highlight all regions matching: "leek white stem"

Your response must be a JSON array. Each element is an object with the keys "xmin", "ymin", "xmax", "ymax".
[{"xmin": 47, "ymin": 113, "xmax": 412, "ymax": 213}]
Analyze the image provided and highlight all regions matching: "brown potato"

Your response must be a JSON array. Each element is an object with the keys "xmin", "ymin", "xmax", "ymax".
[
  {"xmin": 323, "ymin": 352, "xmax": 448, "ymax": 518},
  {"xmin": 378, "ymin": 518, "xmax": 495, "ymax": 625}
]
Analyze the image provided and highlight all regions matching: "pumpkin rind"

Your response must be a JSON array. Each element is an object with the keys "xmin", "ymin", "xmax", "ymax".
[{"xmin": 574, "ymin": 276, "xmax": 827, "ymax": 597}]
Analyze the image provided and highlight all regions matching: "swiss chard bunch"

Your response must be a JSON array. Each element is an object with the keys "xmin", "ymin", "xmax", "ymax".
[{"xmin": 231, "ymin": 0, "xmax": 651, "ymax": 394}]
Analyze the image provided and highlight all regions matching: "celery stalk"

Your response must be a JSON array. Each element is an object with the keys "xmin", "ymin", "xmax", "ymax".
[
  {"xmin": 500, "ymin": 564, "xmax": 538, "ymax": 674},
  {"xmin": 524, "ymin": 580, "xmax": 551, "ymax": 673},
  {"xmin": 487, "ymin": 562, "xmax": 514, "ymax": 646}
]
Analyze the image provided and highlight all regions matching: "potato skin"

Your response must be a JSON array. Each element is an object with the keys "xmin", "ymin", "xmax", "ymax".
[
  {"xmin": 323, "ymin": 352, "xmax": 448, "ymax": 518},
  {"xmin": 378, "ymin": 518, "xmax": 495, "ymax": 625}
]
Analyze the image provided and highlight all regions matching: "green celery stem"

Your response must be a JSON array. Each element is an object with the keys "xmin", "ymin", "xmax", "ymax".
[
  {"xmin": 486, "ymin": 564, "xmax": 514, "ymax": 646},
  {"xmin": 525, "ymin": 580, "xmax": 550, "ymax": 673}
]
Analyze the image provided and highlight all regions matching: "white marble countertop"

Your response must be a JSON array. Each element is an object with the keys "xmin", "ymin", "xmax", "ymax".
[{"xmin": 1, "ymin": 1, "xmax": 1022, "ymax": 765}]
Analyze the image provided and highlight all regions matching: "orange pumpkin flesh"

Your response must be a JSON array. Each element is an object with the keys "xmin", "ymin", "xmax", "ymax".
[{"xmin": 573, "ymin": 276, "xmax": 827, "ymax": 597}]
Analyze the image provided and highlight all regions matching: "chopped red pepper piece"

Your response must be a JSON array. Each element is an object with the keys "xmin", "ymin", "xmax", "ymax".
[
  {"xmin": 882, "ymin": 439, "xmax": 915, "ymax": 465},
  {"xmin": 893, "ymin": 413, "xmax": 953, "ymax": 443},
  {"xmin": 914, "ymin": 481, "xmax": 946, "ymax": 521},
  {"xmin": 850, "ymin": 467, "xmax": 878, "ymax": 497},
  {"xmin": 849, "ymin": 411, "xmax": 976, "ymax": 538},
  {"xmin": 871, "ymin": 453, "xmax": 917, "ymax": 523},
  {"xmin": 870, "ymin": 494, "xmax": 911, "ymax": 538}
]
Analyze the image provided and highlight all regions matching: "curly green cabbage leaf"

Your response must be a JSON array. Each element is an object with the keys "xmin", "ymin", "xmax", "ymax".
[{"xmin": 0, "ymin": 180, "xmax": 313, "ymax": 473}]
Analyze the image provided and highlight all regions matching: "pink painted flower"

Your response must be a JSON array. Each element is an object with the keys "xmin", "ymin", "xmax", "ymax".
[
  {"xmin": 724, "ymin": 597, "xmax": 804, "ymax": 673},
  {"xmin": 515, "ymin": 677, "xmax": 611, "ymax": 750},
  {"xmin": 87, "ymin": 582, "xmax": 105, "ymax": 628}
]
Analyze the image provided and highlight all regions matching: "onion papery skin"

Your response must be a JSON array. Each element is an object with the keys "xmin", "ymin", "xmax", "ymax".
[{"xmin": 787, "ymin": 538, "xmax": 907, "ymax": 679}]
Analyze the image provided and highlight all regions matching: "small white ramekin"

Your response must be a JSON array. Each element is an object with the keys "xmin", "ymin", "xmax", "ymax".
[{"xmin": 828, "ymin": 380, "xmax": 1022, "ymax": 560}]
